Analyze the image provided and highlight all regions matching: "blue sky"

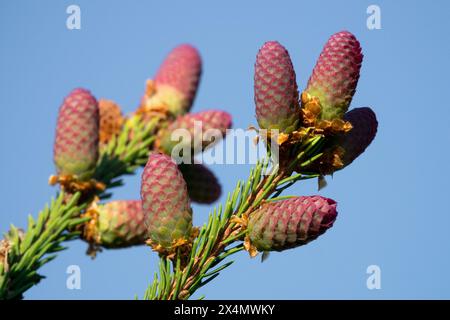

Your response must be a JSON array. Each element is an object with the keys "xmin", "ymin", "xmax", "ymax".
[{"xmin": 1, "ymin": 0, "xmax": 449, "ymax": 299}]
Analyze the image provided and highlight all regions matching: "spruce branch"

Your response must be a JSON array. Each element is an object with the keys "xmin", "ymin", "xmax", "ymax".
[
  {"xmin": 1, "ymin": 33, "xmax": 377, "ymax": 301},
  {"xmin": 0, "ymin": 192, "xmax": 85, "ymax": 300},
  {"xmin": 143, "ymin": 135, "xmax": 324, "ymax": 300},
  {"xmin": 94, "ymin": 115, "xmax": 160, "ymax": 197},
  {"xmin": 0, "ymin": 114, "xmax": 160, "ymax": 299}
]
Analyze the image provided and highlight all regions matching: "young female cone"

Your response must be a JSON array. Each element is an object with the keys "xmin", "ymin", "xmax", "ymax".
[
  {"xmin": 247, "ymin": 196, "xmax": 337, "ymax": 252},
  {"xmin": 140, "ymin": 153, "xmax": 193, "ymax": 250},
  {"xmin": 53, "ymin": 88, "xmax": 99, "ymax": 180}
]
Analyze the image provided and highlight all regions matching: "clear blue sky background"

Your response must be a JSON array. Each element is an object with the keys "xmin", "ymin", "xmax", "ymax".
[{"xmin": 1, "ymin": 0, "xmax": 449, "ymax": 299}]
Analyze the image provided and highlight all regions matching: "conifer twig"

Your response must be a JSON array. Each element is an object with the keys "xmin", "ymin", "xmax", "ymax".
[
  {"xmin": 0, "ymin": 115, "xmax": 160, "ymax": 299},
  {"xmin": 144, "ymin": 135, "xmax": 324, "ymax": 300}
]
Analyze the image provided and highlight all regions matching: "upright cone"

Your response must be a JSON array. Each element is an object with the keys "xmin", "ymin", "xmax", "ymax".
[
  {"xmin": 53, "ymin": 88, "xmax": 99, "ymax": 180},
  {"xmin": 140, "ymin": 153, "xmax": 192, "ymax": 250},
  {"xmin": 305, "ymin": 31, "xmax": 363, "ymax": 120},
  {"xmin": 141, "ymin": 44, "xmax": 202, "ymax": 116},
  {"xmin": 254, "ymin": 41, "xmax": 300, "ymax": 133},
  {"xmin": 247, "ymin": 196, "xmax": 337, "ymax": 252}
]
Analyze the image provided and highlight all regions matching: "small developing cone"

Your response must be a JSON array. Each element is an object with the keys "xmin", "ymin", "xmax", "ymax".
[
  {"xmin": 254, "ymin": 41, "xmax": 300, "ymax": 133},
  {"xmin": 305, "ymin": 31, "xmax": 363, "ymax": 121},
  {"xmin": 53, "ymin": 88, "xmax": 99, "ymax": 180},
  {"xmin": 247, "ymin": 196, "xmax": 337, "ymax": 252},
  {"xmin": 98, "ymin": 99, "xmax": 124, "ymax": 146},
  {"xmin": 93, "ymin": 200, "xmax": 147, "ymax": 248},
  {"xmin": 157, "ymin": 110, "xmax": 232, "ymax": 158},
  {"xmin": 179, "ymin": 163, "xmax": 221, "ymax": 204},
  {"xmin": 141, "ymin": 44, "xmax": 202, "ymax": 116},
  {"xmin": 140, "ymin": 153, "xmax": 193, "ymax": 250}
]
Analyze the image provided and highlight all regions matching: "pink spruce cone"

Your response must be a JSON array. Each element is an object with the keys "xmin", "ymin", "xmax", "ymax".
[
  {"xmin": 305, "ymin": 31, "xmax": 363, "ymax": 120},
  {"xmin": 140, "ymin": 153, "xmax": 192, "ymax": 249},
  {"xmin": 254, "ymin": 41, "xmax": 300, "ymax": 133},
  {"xmin": 54, "ymin": 88, "xmax": 99, "ymax": 179},
  {"xmin": 300, "ymin": 107, "xmax": 378, "ymax": 175},
  {"xmin": 248, "ymin": 196, "xmax": 337, "ymax": 252},
  {"xmin": 157, "ymin": 110, "xmax": 232, "ymax": 157},
  {"xmin": 95, "ymin": 200, "xmax": 147, "ymax": 248},
  {"xmin": 179, "ymin": 163, "xmax": 221, "ymax": 204},
  {"xmin": 143, "ymin": 44, "xmax": 202, "ymax": 116},
  {"xmin": 338, "ymin": 107, "xmax": 378, "ymax": 168}
]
